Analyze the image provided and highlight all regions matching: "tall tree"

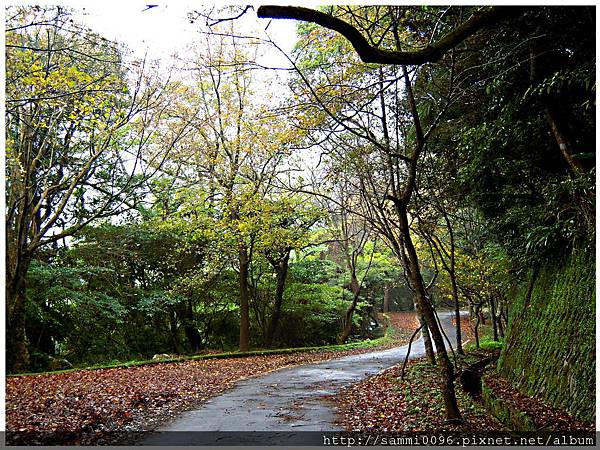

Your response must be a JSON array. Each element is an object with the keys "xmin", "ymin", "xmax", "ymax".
[
  {"xmin": 327, "ymin": 183, "xmax": 374, "ymax": 344},
  {"xmin": 5, "ymin": 7, "xmax": 188, "ymax": 371},
  {"xmin": 161, "ymin": 29, "xmax": 296, "ymax": 351},
  {"xmin": 274, "ymin": 5, "xmax": 469, "ymax": 420},
  {"xmin": 257, "ymin": 196, "xmax": 323, "ymax": 347}
]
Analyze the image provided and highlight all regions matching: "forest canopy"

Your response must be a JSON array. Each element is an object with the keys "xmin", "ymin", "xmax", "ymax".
[{"xmin": 4, "ymin": 6, "xmax": 595, "ymax": 426}]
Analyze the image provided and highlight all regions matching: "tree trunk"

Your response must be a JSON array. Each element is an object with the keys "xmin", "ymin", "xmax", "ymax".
[
  {"xmin": 339, "ymin": 276, "xmax": 361, "ymax": 343},
  {"xmin": 184, "ymin": 291, "xmax": 201, "ymax": 352},
  {"xmin": 496, "ymin": 298, "xmax": 505, "ymax": 339},
  {"xmin": 397, "ymin": 205, "xmax": 461, "ymax": 421},
  {"xmin": 6, "ymin": 255, "xmax": 31, "ymax": 373},
  {"xmin": 383, "ymin": 284, "xmax": 391, "ymax": 312},
  {"xmin": 443, "ymin": 213, "xmax": 463, "ymax": 355},
  {"xmin": 416, "ymin": 302, "xmax": 436, "ymax": 365},
  {"xmin": 239, "ymin": 246, "xmax": 251, "ymax": 352},
  {"xmin": 474, "ymin": 313, "xmax": 481, "ymax": 348},
  {"xmin": 489, "ymin": 295, "xmax": 498, "ymax": 342},
  {"xmin": 264, "ymin": 252, "xmax": 290, "ymax": 348},
  {"xmin": 531, "ymin": 42, "xmax": 584, "ymax": 175},
  {"xmin": 497, "ymin": 315, "xmax": 505, "ymax": 338},
  {"xmin": 169, "ymin": 309, "xmax": 180, "ymax": 354},
  {"xmin": 393, "ymin": 64, "xmax": 460, "ymax": 420},
  {"xmin": 546, "ymin": 104, "xmax": 584, "ymax": 174},
  {"xmin": 414, "ymin": 289, "xmax": 461, "ymax": 421},
  {"xmin": 451, "ymin": 275, "xmax": 464, "ymax": 355}
]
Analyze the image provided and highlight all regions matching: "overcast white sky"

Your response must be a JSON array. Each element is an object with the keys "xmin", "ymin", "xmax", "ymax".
[
  {"xmin": 5, "ymin": 1, "xmax": 299, "ymax": 70},
  {"xmin": 69, "ymin": 2, "xmax": 298, "ymax": 68}
]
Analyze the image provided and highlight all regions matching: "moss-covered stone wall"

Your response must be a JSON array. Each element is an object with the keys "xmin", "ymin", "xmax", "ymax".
[
  {"xmin": 497, "ymin": 244, "xmax": 595, "ymax": 421},
  {"xmin": 481, "ymin": 380, "xmax": 537, "ymax": 431}
]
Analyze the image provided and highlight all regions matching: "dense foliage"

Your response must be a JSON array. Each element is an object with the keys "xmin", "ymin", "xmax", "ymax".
[{"xmin": 5, "ymin": 10, "xmax": 595, "ymax": 436}]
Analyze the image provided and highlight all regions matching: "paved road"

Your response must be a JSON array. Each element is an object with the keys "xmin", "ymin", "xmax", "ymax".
[{"xmin": 144, "ymin": 311, "xmax": 464, "ymax": 445}]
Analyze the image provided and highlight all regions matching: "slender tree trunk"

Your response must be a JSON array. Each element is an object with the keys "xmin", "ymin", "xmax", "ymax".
[
  {"xmin": 400, "ymin": 323, "xmax": 425, "ymax": 380},
  {"xmin": 451, "ymin": 275, "xmax": 464, "ymax": 355},
  {"xmin": 339, "ymin": 276, "xmax": 361, "ymax": 343},
  {"xmin": 265, "ymin": 252, "xmax": 290, "ymax": 348},
  {"xmin": 442, "ymin": 213, "xmax": 463, "ymax": 355},
  {"xmin": 6, "ymin": 254, "xmax": 31, "ymax": 373},
  {"xmin": 383, "ymin": 284, "xmax": 391, "ymax": 312},
  {"xmin": 546, "ymin": 101, "xmax": 584, "ymax": 174},
  {"xmin": 489, "ymin": 295, "xmax": 498, "ymax": 342},
  {"xmin": 497, "ymin": 315, "xmax": 505, "ymax": 338},
  {"xmin": 169, "ymin": 309, "xmax": 180, "ymax": 354},
  {"xmin": 398, "ymin": 205, "xmax": 461, "ymax": 420},
  {"xmin": 184, "ymin": 291, "xmax": 201, "ymax": 352},
  {"xmin": 239, "ymin": 246, "xmax": 251, "ymax": 352},
  {"xmin": 496, "ymin": 298, "xmax": 505, "ymax": 339},
  {"xmin": 474, "ymin": 313, "xmax": 481, "ymax": 348},
  {"xmin": 531, "ymin": 42, "xmax": 584, "ymax": 175}
]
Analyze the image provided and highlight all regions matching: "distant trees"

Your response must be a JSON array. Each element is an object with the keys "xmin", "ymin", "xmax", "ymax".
[
  {"xmin": 65, "ymin": 221, "xmax": 208, "ymax": 356},
  {"xmin": 5, "ymin": 7, "xmax": 191, "ymax": 372},
  {"xmin": 23, "ymin": 193, "xmax": 358, "ymax": 368},
  {"xmin": 257, "ymin": 197, "xmax": 323, "ymax": 347},
  {"xmin": 317, "ymin": 181, "xmax": 375, "ymax": 344},
  {"xmin": 156, "ymin": 28, "xmax": 311, "ymax": 352}
]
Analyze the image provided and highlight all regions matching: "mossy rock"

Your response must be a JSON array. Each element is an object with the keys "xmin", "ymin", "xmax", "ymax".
[
  {"xmin": 370, "ymin": 326, "xmax": 386, "ymax": 338},
  {"xmin": 48, "ymin": 357, "xmax": 73, "ymax": 371},
  {"xmin": 481, "ymin": 380, "xmax": 537, "ymax": 431}
]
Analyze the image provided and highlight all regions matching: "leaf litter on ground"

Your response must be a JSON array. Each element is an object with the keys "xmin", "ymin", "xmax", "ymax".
[
  {"xmin": 7, "ymin": 312, "xmax": 419, "ymax": 445},
  {"xmin": 330, "ymin": 352, "xmax": 593, "ymax": 434}
]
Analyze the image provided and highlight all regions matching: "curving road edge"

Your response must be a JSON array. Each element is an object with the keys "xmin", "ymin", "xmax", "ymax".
[{"xmin": 143, "ymin": 310, "xmax": 466, "ymax": 446}]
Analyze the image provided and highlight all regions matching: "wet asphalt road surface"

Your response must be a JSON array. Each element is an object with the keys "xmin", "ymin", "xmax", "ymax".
[{"xmin": 143, "ymin": 311, "xmax": 463, "ymax": 446}]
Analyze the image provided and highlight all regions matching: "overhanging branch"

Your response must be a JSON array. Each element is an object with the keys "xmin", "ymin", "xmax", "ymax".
[{"xmin": 257, "ymin": 5, "xmax": 523, "ymax": 65}]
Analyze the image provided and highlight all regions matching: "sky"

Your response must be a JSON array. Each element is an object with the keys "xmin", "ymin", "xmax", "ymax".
[{"xmin": 70, "ymin": 2, "xmax": 298, "ymax": 69}]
